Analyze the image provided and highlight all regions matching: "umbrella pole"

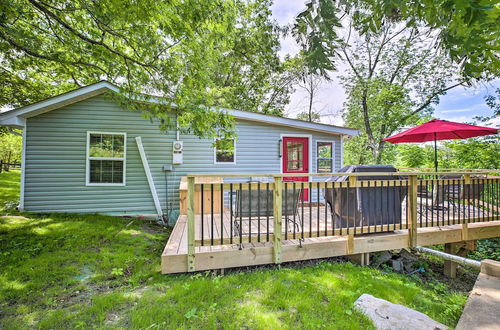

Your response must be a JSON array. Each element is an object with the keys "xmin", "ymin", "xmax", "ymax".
[{"xmin": 434, "ymin": 132, "xmax": 438, "ymax": 172}]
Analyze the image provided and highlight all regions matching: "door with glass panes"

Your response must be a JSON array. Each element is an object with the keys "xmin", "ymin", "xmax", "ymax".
[{"xmin": 282, "ymin": 137, "xmax": 309, "ymax": 201}]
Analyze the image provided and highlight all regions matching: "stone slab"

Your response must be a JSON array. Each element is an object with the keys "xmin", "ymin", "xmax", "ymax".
[{"xmin": 354, "ymin": 293, "xmax": 447, "ymax": 330}]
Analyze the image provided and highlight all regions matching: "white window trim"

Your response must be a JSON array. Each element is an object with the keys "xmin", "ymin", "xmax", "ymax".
[
  {"xmin": 85, "ymin": 131, "xmax": 127, "ymax": 186},
  {"xmin": 213, "ymin": 138, "xmax": 236, "ymax": 165},
  {"xmin": 316, "ymin": 140, "xmax": 335, "ymax": 173}
]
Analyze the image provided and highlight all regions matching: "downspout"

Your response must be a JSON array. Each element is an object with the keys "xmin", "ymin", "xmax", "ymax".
[
  {"xmin": 176, "ymin": 115, "xmax": 180, "ymax": 141},
  {"xmin": 415, "ymin": 246, "xmax": 481, "ymax": 268}
]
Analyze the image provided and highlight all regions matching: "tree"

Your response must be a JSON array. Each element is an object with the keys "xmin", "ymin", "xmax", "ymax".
[
  {"xmin": 294, "ymin": 0, "xmax": 500, "ymax": 80},
  {"xmin": 0, "ymin": 131, "xmax": 22, "ymax": 170},
  {"xmin": 295, "ymin": 72, "xmax": 325, "ymax": 122},
  {"xmin": 296, "ymin": 111, "xmax": 321, "ymax": 122},
  {"xmin": 341, "ymin": 22, "xmax": 459, "ymax": 163},
  {"xmin": 294, "ymin": 3, "xmax": 473, "ymax": 164},
  {"xmin": 0, "ymin": 0, "xmax": 293, "ymax": 140},
  {"xmin": 394, "ymin": 144, "xmax": 432, "ymax": 169}
]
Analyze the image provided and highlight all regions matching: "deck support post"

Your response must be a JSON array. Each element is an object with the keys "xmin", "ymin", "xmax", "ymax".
[
  {"xmin": 444, "ymin": 241, "xmax": 477, "ymax": 278},
  {"xmin": 408, "ymin": 175, "xmax": 418, "ymax": 248},
  {"xmin": 348, "ymin": 253, "xmax": 370, "ymax": 266},
  {"xmin": 443, "ymin": 243, "xmax": 456, "ymax": 278},
  {"xmin": 273, "ymin": 176, "xmax": 283, "ymax": 264},
  {"xmin": 443, "ymin": 243, "xmax": 460, "ymax": 278},
  {"xmin": 187, "ymin": 176, "xmax": 196, "ymax": 272}
]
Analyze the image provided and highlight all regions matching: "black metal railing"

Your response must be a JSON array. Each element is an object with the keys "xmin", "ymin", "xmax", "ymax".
[{"xmin": 188, "ymin": 174, "xmax": 499, "ymax": 248}]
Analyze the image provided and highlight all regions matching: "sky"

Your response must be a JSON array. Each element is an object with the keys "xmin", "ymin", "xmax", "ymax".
[{"xmin": 270, "ymin": 0, "xmax": 499, "ymax": 128}]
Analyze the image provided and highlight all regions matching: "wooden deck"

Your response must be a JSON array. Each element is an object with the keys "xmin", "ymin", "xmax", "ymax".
[{"xmin": 162, "ymin": 201, "xmax": 500, "ymax": 274}]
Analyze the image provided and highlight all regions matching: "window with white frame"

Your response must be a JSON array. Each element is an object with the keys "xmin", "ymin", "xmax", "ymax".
[
  {"xmin": 87, "ymin": 132, "xmax": 126, "ymax": 184},
  {"xmin": 317, "ymin": 141, "xmax": 334, "ymax": 173},
  {"xmin": 214, "ymin": 138, "xmax": 235, "ymax": 163}
]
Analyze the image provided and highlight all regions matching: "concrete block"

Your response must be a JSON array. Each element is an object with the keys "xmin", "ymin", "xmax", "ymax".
[{"xmin": 481, "ymin": 259, "xmax": 500, "ymax": 278}]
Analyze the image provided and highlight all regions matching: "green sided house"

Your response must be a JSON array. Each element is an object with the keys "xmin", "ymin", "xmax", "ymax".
[{"xmin": 0, "ymin": 81, "xmax": 358, "ymax": 223}]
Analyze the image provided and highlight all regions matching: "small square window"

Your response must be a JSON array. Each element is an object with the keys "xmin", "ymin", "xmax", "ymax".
[{"xmin": 215, "ymin": 138, "xmax": 235, "ymax": 163}]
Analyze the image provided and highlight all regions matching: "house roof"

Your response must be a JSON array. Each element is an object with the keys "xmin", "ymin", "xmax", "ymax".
[{"xmin": 0, "ymin": 81, "xmax": 359, "ymax": 136}]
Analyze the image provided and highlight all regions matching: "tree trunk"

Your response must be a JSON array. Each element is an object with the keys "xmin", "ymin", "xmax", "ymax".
[
  {"xmin": 5, "ymin": 152, "xmax": 11, "ymax": 172},
  {"xmin": 308, "ymin": 85, "xmax": 314, "ymax": 122}
]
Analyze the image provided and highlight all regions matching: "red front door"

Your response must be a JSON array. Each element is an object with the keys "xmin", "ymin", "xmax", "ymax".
[{"xmin": 282, "ymin": 137, "xmax": 309, "ymax": 201}]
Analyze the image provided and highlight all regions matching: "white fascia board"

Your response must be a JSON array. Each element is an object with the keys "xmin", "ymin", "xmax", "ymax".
[
  {"xmin": 224, "ymin": 109, "xmax": 359, "ymax": 136},
  {"xmin": 0, "ymin": 82, "xmax": 119, "ymax": 126},
  {"xmin": 0, "ymin": 80, "xmax": 359, "ymax": 136},
  {"xmin": 0, "ymin": 116, "xmax": 26, "ymax": 128}
]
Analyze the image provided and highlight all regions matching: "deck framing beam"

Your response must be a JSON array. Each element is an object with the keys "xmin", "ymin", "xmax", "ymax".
[{"xmin": 162, "ymin": 221, "xmax": 500, "ymax": 274}]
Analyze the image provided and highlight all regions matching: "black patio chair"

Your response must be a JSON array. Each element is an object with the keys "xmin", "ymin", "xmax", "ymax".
[{"xmin": 232, "ymin": 187, "xmax": 302, "ymax": 243}]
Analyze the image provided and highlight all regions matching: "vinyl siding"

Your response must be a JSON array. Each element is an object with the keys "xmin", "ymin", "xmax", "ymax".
[{"xmin": 24, "ymin": 95, "xmax": 342, "ymax": 219}]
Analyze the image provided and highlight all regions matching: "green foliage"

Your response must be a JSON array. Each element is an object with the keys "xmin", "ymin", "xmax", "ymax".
[
  {"xmin": 395, "ymin": 145, "xmax": 429, "ymax": 169},
  {"xmin": 467, "ymin": 238, "xmax": 500, "ymax": 262},
  {"xmin": 442, "ymin": 135, "xmax": 500, "ymax": 169},
  {"xmin": 0, "ymin": 131, "xmax": 22, "ymax": 164},
  {"xmin": 393, "ymin": 137, "xmax": 500, "ymax": 170},
  {"xmin": 296, "ymin": 111, "xmax": 321, "ymax": 122},
  {"xmin": 0, "ymin": 170, "xmax": 468, "ymax": 328},
  {"xmin": 294, "ymin": 0, "xmax": 500, "ymax": 80},
  {"xmin": 0, "ymin": 0, "xmax": 294, "ymax": 140},
  {"xmin": 293, "ymin": 1, "xmax": 341, "ymax": 77}
]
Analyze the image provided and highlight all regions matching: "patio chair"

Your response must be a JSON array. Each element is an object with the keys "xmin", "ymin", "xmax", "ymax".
[{"xmin": 232, "ymin": 187, "xmax": 302, "ymax": 243}]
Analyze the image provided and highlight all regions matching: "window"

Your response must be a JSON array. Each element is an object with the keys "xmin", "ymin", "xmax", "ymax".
[
  {"xmin": 86, "ymin": 132, "xmax": 126, "ymax": 185},
  {"xmin": 286, "ymin": 142, "xmax": 304, "ymax": 171},
  {"xmin": 214, "ymin": 138, "xmax": 235, "ymax": 164},
  {"xmin": 317, "ymin": 141, "xmax": 333, "ymax": 173}
]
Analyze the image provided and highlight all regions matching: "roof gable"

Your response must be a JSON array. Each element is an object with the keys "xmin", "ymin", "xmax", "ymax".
[{"xmin": 0, "ymin": 81, "xmax": 358, "ymax": 136}]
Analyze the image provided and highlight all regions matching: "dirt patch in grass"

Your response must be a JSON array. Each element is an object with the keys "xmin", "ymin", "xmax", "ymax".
[{"xmin": 413, "ymin": 254, "xmax": 478, "ymax": 292}]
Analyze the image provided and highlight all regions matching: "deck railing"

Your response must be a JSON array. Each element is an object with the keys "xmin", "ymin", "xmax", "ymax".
[{"xmin": 185, "ymin": 172, "xmax": 500, "ymax": 271}]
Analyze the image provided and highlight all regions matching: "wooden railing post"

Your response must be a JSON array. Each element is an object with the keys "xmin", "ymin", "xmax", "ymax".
[
  {"xmin": 408, "ymin": 175, "xmax": 418, "ymax": 248},
  {"xmin": 187, "ymin": 176, "xmax": 196, "ymax": 272},
  {"xmin": 273, "ymin": 176, "xmax": 283, "ymax": 264},
  {"xmin": 462, "ymin": 174, "xmax": 471, "ymax": 240}
]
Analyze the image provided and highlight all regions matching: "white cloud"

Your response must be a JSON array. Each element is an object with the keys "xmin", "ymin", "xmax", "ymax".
[
  {"xmin": 486, "ymin": 116, "xmax": 500, "ymax": 128},
  {"xmin": 440, "ymin": 108, "xmax": 475, "ymax": 114}
]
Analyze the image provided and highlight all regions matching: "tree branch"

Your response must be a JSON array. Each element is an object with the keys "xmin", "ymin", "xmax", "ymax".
[
  {"xmin": 28, "ymin": 0, "xmax": 153, "ymax": 68},
  {"xmin": 399, "ymin": 81, "xmax": 465, "ymax": 124},
  {"xmin": 0, "ymin": 28, "xmax": 111, "ymax": 76}
]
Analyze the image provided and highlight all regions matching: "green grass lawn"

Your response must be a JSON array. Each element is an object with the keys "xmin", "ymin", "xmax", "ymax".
[{"xmin": 0, "ymin": 170, "xmax": 468, "ymax": 329}]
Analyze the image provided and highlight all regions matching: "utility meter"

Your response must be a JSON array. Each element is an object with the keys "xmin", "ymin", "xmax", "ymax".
[{"xmin": 172, "ymin": 141, "xmax": 183, "ymax": 165}]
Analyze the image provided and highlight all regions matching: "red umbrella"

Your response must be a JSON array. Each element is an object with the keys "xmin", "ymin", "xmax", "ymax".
[{"xmin": 383, "ymin": 119, "xmax": 498, "ymax": 171}]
